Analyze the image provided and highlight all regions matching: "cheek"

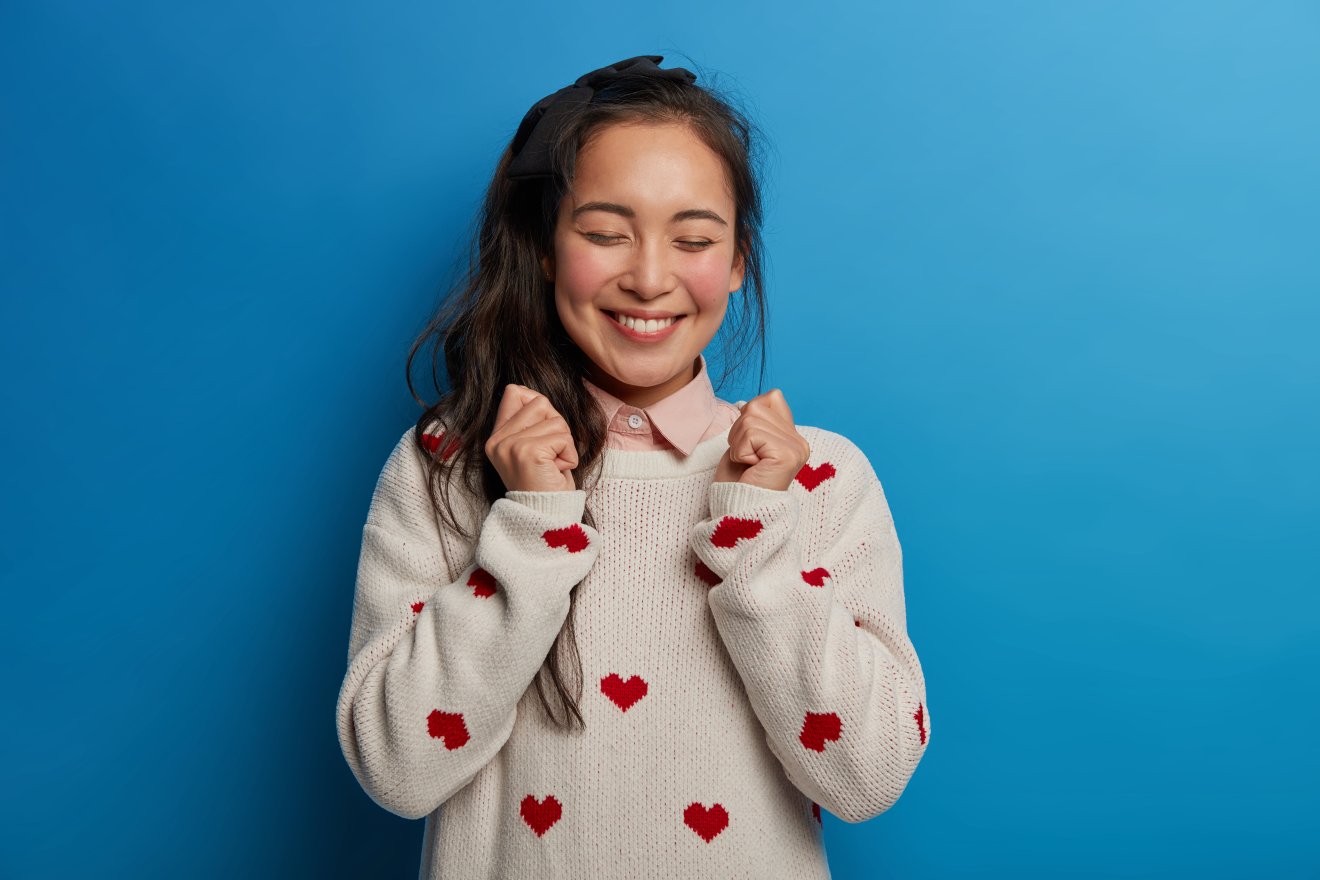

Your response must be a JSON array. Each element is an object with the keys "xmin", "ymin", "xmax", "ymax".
[
  {"xmin": 558, "ymin": 243, "xmax": 613, "ymax": 301},
  {"xmin": 684, "ymin": 254, "xmax": 736, "ymax": 309}
]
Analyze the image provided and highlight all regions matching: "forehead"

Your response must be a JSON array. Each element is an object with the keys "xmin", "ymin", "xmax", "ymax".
[{"xmin": 568, "ymin": 121, "xmax": 734, "ymax": 211}]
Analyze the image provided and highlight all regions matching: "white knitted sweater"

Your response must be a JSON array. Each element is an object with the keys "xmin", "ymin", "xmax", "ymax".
[{"xmin": 336, "ymin": 418, "xmax": 931, "ymax": 879}]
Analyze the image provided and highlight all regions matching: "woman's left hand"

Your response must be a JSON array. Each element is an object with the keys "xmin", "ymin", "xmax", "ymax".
[{"xmin": 713, "ymin": 389, "xmax": 812, "ymax": 491}]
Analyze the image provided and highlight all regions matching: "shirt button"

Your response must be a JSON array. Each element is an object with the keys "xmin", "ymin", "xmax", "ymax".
[{"xmin": 627, "ymin": 413, "xmax": 644, "ymax": 429}]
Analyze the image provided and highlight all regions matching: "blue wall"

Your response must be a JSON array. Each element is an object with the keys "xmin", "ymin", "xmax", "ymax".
[{"xmin": 3, "ymin": 1, "xmax": 1317, "ymax": 876}]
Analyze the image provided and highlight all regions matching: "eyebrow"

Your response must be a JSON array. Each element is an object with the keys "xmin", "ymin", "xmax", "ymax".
[{"xmin": 571, "ymin": 200, "xmax": 728, "ymax": 227}]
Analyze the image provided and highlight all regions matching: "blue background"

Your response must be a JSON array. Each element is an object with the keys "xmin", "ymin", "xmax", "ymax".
[{"xmin": 3, "ymin": 1, "xmax": 1317, "ymax": 877}]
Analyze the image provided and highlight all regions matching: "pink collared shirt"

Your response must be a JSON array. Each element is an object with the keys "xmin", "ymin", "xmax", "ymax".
[{"xmin": 582, "ymin": 353, "xmax": 743, "ymax": 454}]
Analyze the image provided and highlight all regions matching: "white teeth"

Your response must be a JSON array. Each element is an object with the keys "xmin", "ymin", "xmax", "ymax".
[{"xmin": 610, "ymin": 312, "xmax": 677, "ymax": 333}]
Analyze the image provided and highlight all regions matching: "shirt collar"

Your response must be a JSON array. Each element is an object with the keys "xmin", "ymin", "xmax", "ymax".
[{"xmin": 581, "ymin": 353, "xmax": 719, "ymax": 456}]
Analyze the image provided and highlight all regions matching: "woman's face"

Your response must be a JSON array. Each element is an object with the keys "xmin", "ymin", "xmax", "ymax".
[{"xmin": 543, "ymin": 120, "xmax": 745, "ymax": 408}]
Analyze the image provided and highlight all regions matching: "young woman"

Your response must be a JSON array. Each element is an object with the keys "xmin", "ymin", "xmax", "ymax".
[{"xmin": 335, "ymin": 55, "xmax": 931, "ymax": 879}]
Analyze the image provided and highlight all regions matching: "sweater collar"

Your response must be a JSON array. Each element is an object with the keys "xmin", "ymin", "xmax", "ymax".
[{"xmin": 581, "ymin": 353, "xmax": 719, "ymax": 456}]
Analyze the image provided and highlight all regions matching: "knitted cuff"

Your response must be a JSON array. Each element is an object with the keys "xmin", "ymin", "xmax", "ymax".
[{"xmin": 503, "ymin": 489, "xmax": 587, "ymax": 523}]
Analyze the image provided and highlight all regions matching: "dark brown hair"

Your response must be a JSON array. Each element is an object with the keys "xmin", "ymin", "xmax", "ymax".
[{"xmin": 405, "ymin": 59, "xmax": 771, "ymax": 732}]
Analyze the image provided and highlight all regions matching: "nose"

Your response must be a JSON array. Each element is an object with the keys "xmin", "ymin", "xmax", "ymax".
[{"xmin": 620, "ymin": 236, "xmax": 675, "ymax": 299}]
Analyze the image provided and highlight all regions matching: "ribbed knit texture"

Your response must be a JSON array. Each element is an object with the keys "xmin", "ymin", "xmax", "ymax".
[{"xmin": 336, "ymin": 419, "xmax": 931, "ymax": 880}]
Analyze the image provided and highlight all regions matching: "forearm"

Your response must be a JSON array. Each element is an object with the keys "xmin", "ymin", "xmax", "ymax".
[
  {"xmin": 336, "ymin": 490, "xmax": 598, "ymax": 819},
  {"xmin": 692, "ymin": 480, "xmax": 930, "ymax": 823}
]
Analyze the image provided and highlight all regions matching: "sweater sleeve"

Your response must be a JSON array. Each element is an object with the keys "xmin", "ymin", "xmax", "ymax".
[
  {"xmin": 335, "ymin": 428, "xmax": 600, "ymax": 820},
  {"xmin": 688, "ymin": 436, "xmax": 930, "ymax": 823}
]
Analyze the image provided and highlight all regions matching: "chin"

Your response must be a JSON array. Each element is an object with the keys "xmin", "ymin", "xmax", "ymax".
[
  {"xmin": 587, "ymin": 352, "xmax": 680, "ymax": 387},
  {"xmin": 610, "ymin": 363, "xmax": 674, "ymax": 387}
]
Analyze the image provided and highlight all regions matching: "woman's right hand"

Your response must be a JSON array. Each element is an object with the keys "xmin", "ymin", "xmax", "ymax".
[{"xmin": 484, "ymin": 384, "xmax": 579, "ymax": 493}]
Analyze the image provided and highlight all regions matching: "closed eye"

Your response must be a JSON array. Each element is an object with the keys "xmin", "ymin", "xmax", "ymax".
[{"xmin": 583, "ymin": 233, "xmax": 714, "ymax": 250}]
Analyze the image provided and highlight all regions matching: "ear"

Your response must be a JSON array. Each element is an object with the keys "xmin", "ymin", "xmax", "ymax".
[
  {"xmin": 729, "ymin": 243, "xmax": 746, "ymax": 293},
  {"xmin": 540, "ymin": 253, "xmax": 555, "ymax": 281}
]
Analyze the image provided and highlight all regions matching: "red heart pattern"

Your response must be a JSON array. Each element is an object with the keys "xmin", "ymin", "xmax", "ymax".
[
  {"xmin": 683, "ymin": 802, "xmax": 729, "ymax": 842},
  {"xmin": 468, "ymin": 566, "xmax": 497, "ymax": 598},
  {"xmin": 520, "ymin": 794, "xmax": 562, "ymax": 836},
  {"xmin": 542, "ymin": 524, "xmax": 590, "ymax": 553},
  {"xmin": 710, "ymin": 516, "xmax": 762, "ymax": 548},
  {"xmin": 795, "ymin": 462, "xmax": 836, "ymax": 491},
  {"xmin": 377, "ymin": 435, "xmax": 923, "ymax": 850},
  {"xmin": 426, "ymin": 710, "xmax": 470, "ymax": 750},
  {"xmin": 694, "ymin": 559, "xmax": 720, "ymax": 586},
  {"xmin": 801, "ymin": 567, "xmax": 830, "ymax": 587},
  {"xmin": 600, "ymin": 673, "xmax": 648, "ymax": 712},
  {"xmin": 421, "ymin": 430, "xmax": 461, "ymax": 461},
  {"xmin": 799, "ymin": 711, "xmax": 842, "ymax": 752}
]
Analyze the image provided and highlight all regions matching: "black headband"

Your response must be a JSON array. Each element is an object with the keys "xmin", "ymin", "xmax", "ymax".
[{"xmin": 505, "ymin": 55, "xmax": 698, "ymax": 181}]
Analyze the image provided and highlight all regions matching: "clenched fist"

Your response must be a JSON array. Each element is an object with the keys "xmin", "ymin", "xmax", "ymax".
[
  {"xmin": 713, "ymin": 388, "xmax": 811, "ymax": 491},
  {"xmin": 485, "ymin": 384, "xmax": 580, "ymax": 493}
]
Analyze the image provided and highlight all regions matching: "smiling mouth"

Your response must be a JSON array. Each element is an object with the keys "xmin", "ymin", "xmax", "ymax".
[{"xmin": 603, "ymin": 310, "xmax": 684, "ymax": 334}]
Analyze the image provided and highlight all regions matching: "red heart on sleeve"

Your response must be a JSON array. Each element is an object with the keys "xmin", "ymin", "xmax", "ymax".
[
  {"xmin": 426, "ymin": 710, "xmax": 470, "ymax": 750},
  {"xmin": 799, "ymin": 711, "xmax": 842, "ymax": 752},
  {"xmin": 801, "ymin": 567, "xmax": 830, "ymax": 587},
  {"xmin": 795, "ymin": 462, "xmax": 836, "ymax": 491},
  {"xmin": 710, "ymin": 516, "xmax": 762, "ymax": 548},
  {"xmin": 542, "ymin": 524, "xmax": 589, "ymax": 553}
]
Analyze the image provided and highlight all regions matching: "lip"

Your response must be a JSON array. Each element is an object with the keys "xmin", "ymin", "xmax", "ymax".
[{"xmin": 602, "ymin": 309, "xmax": 685, "ymax": 342}]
